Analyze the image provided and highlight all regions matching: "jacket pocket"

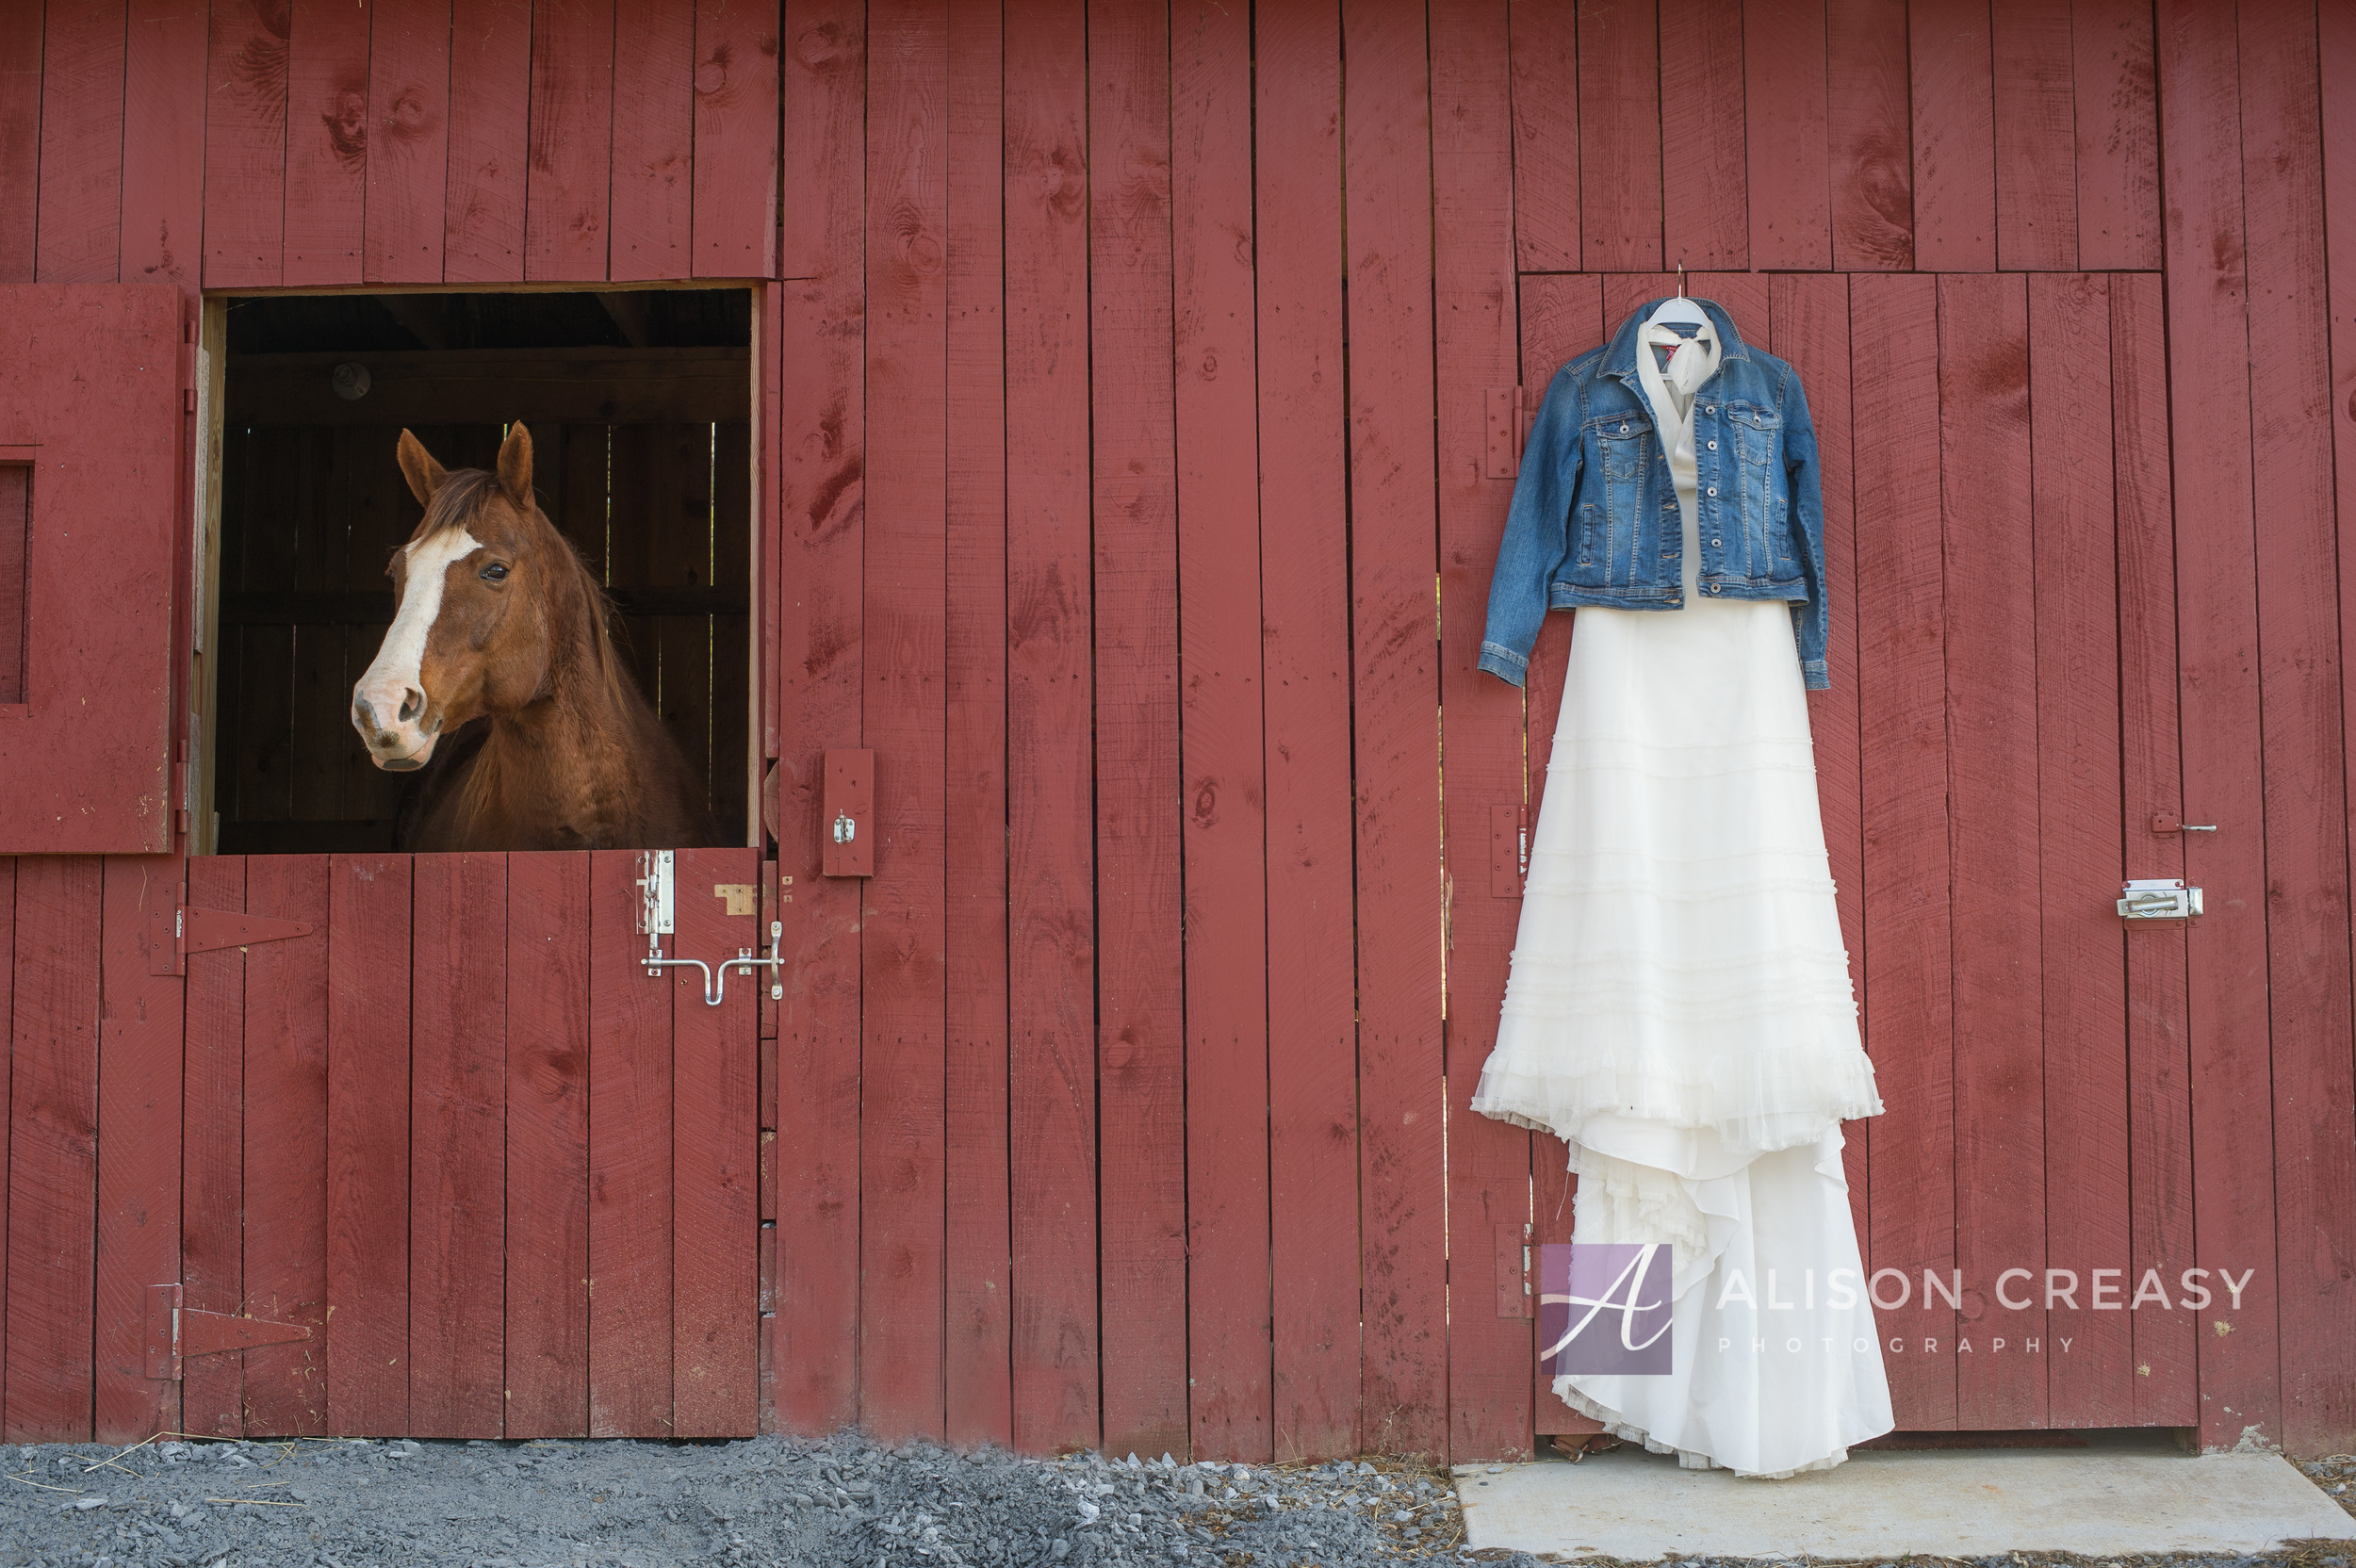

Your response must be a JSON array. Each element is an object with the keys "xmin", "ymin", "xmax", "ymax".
[
  {"xmin": 1590, "ymin": 416, "xmax": 1651, "ymax": 585},
  {"xmin": 1726, "ymin": 404, "xmax": 1790, "ymax": 579}
]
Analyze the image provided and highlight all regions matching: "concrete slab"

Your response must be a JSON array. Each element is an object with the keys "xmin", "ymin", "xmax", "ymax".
[{"xmin": 1453, "ymin": 1439, "xmax": 2356, "ymax": 1560}]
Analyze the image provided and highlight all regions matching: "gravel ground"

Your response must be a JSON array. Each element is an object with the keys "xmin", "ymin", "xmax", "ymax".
[{"xmin": 0, "ymin": 1430, "xmax": 2348, "ymax": 1568}]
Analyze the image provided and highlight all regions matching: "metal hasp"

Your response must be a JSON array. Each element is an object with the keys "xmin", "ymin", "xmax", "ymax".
[
  {"xmin": 2119, "ymin": 878, "xmax": 2203, "ymax": 920},
  {"xmin": 146, "ymin": 904, "xmax": 314, "ymax": 976},
  {"xmin": 635, "ymin": 850, "xmax": 787, "ymax": 1006},
  {"xmin": 144, "ymin": 1283, "xmax": 311, "ymax": 1380}
]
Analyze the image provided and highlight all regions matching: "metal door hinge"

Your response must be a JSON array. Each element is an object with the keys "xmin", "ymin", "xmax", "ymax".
[
  {"xmin": 2119, "ymin": 878, "xmax": 2202, "ymax": 920},
  {"xmin": 1491, "ymin": 804, "xmax": 1529, "ymax": 897},
  {"xmin": 2151, "ymin": 811, "xmax": 2218, "ymax": 835},
  {"xmin": 636, "ymin": 850, "xmax": 786, "ymax": 1005},
  {"xmin": 146, "ymin": 904, "xmax": 314, "ymax": 976},
  {"xmin": 144, "ymin": 1283, "xmax": 311, "ymax": 1381},
  {"xmin": 1496, "ymin": 1222, "xmax": 1534, "ymax": 1318}
]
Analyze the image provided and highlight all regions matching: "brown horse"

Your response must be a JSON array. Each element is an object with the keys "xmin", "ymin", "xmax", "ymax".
[{"xmin": 350, "ymin": 422, "xmax": 720, "ymax": 851}]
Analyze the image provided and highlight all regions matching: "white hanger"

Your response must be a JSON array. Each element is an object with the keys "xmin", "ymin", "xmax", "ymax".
[{"xmin": 1644, "ymin": 262, "xmax": 1710, "ymax": 332}]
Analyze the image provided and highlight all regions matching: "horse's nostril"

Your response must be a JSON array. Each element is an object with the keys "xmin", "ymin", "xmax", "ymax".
[
  {"xmin": 398, "ymin": 687, "xmax": 423, "ymax": 723},
  {"xmin": 353, "ymin": 696, "xmax": 377, "ymax": 730}
]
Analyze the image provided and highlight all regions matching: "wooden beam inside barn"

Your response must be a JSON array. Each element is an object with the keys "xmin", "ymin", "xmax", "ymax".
[{"xmin": 225, "ymin": 347, "xmax": 751, "ymax": 426}]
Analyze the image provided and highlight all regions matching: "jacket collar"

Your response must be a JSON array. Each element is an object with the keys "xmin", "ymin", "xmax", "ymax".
[{"xmin": 1600, "ymin": 296, "xmax": 1752, "ymax": 388}]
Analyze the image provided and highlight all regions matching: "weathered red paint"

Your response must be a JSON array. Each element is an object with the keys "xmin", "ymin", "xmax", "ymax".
[{"xmin": 0, "ymin": 0, "xmax": 2345, "ymax": 1463}]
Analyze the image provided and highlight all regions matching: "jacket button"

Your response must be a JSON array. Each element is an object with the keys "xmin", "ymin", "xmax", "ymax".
[
  {"xmin": 1620, "ymin": 422, "xmax": 1629, "ymax": 433},
  {"xmin": 1707, "ymin": 440, "xmax": 1717, "ymax": 449},
  {"xmin": 1704, "ymin": 404, "xmax": 1714, "ymax": 414},
  {"xmin": 1707, "ymin": 486, "xmax": 1717, "ymax": 497}
]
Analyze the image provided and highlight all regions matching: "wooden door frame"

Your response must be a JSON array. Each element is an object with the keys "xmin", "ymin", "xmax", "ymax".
[{"xmin": 188, "ymin": 283, "xmax": 769, "ymax": 858}]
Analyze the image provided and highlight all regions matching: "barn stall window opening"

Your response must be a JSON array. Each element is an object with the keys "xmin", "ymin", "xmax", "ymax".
[{"xmin": 199, "ymin": 288, "xmax": 756, "ymax": 855}]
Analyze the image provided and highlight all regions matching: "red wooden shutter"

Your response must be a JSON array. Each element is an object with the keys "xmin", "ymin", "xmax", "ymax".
[{"xmin": 0, "ymin": 285, "xmax": 186, "ymax": 853}]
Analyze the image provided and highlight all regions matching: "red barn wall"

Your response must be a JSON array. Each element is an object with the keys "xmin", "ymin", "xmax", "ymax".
[{"xmin": 0, "ymin": 0, "xmax": 2350, "ymax": 1462}]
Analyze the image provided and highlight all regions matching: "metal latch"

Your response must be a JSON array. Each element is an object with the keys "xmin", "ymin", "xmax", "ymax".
[
  {"xmin": 635, "ymin": 850, "xmax": 786, "ymax": 1006},
  {"xmin": 832, "ymin": 812, "xmax": 856, "ymax": 843},
  {"xmin": 144, "ymin": 1283, "xmax": 311, "ymax": 1380},
  {"xmin": 2119, "ymin": 878, "xmax": 2202, "ymax": 920}
]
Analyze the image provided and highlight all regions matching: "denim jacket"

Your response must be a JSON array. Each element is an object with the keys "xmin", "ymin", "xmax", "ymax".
[{"xmin": 1479, "ymin": 298, "xmax": 1830, "ymax": 691}]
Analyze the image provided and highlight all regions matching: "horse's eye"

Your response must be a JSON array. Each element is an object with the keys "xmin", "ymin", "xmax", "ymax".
[{"xmin": 481, "ymin": 563, "xmax": 510, "ymax": 583}]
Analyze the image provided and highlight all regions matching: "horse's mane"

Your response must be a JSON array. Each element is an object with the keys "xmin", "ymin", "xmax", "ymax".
[{"xmin": 414, "ymin": 467, "xmax": 642, "ymax": 722}]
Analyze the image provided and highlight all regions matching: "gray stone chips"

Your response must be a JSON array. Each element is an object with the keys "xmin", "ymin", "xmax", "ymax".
[{"xmin": 0, "ymin": 1432, "xmax": 2344, "ymax": 1568}]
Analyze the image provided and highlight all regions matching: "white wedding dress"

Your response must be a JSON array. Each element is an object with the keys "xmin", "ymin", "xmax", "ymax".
[{"xmin": 1470, "ymin": 316, "xmax": 1894, "ymax": 1478}]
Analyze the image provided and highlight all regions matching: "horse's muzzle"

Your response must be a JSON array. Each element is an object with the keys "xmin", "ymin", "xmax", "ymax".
[{"xmin": 352, "ymin": 693, "xmax": 440, "ymax": 771}]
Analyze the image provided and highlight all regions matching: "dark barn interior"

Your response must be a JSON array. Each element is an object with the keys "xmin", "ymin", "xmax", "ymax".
[{"xmin": 214, "ymin": 288, "xmax": 754, "ymax": 853}]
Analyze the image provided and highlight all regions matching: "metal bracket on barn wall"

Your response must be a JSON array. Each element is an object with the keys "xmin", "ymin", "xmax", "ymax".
[
  {"xmin": 145, "ymin": 903, "xmax": 313, "ymax": 977},
  {"xmin": 143, "ymin": 1284, "xmax": 310, "ymax": 1381},
  {"xmin": 823, "ymin": 748, "xmax": 875, "ymax": 878},
  {"xmin": 636, "ymin": 851, "xmax": 789, "ymax": 1007}
]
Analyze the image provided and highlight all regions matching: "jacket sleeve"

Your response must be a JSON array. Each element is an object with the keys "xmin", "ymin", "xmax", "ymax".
[
  {"xmin": 1781, "ymin": 365, "xmax": 1830, "ymax": 692},
  {"xmin": 1478, "ymin": 367, "xmax": 1583, "ymax": 687}
]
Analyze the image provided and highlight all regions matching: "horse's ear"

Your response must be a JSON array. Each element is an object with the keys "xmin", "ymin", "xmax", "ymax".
[
  {"xmin": 497, "ymin": 421, "xmax": 535, "ymax": 509},
  {"xmin": 396, "ymin": 429, "xmax": 447, "ymax": 507}
]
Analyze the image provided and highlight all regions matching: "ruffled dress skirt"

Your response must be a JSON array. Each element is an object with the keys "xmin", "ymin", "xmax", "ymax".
[{"xmin": 1470, "ymin": 580, "xmax": 1895, "ymax": 1478}]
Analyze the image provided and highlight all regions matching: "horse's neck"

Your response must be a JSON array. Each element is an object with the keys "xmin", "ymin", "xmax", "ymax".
[{"xmin": 481, "ymin": 591, "xmax": 656, "ymax": 843}]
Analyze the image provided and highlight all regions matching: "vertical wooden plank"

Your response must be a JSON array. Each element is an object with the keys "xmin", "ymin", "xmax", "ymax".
[
  {"xmin": 1347, "ymin": 0, "xmax": 1446, "ymax": 1464},
  {"xmin": 1514, "ymin": 275, "xmax": 1607, "ymax": 849},
  {"xmin": 1253, "ymin": 0, "xmax": 1357, "ymax": 1463},
  {"xmin": 526, "ymin": 0, "xmax": 616, "ymax": 282},
  {"xmin": 1658, "ymin": 0, "xmax": 1744, "ymax": 270},
  {"xmin": 1175, "ymin": 0, "xmax": 1268, "ymax": 1462},
  {"xmin": 609, "ymin": 0, "xmax": 695, "ymax": 281},
  {"xmin": 327, "ymin": 853, "xmax": 410, "ymax": 1436},
  {"xmin": 1990, "ymin": 0, "xmax": 2077, "ymax": 271},
  {"xmin": 1906, "ymin": 0, "xmax": 1993, "ymax": 270},
  {"xmin": 284, "ymin": 0, "xmax": 371, "ymax": 285},
  {"xmin": 0, "ymin": 864, "xmax": 14, "ymax": 1428},
  {"xmin": 182, "ymin": 855, "xmax": 245, "ymax": 1439},
  {"xmin": 2324, "ymin": 0, "xmax": 2356, "ymax": 1454},
  {"xmin": 0, "ymin": 0, "xmax": 42, "ymax": 284},
  {"xmin": 711, "ymin": 419, "xmax": 752, "ymax": 848},
  {"xmin": 1771, "ymin": 272, "xmax": 1866, "ymax": 1249},
  {"xmin": 859, "ymin": 0, "xmax": 950, "ymax": 1445},
  {"xmin": 5, "ymin": 856, "xmax": 100, "ymax": 1440},
  {"xmin": 1851, "ymin": 272, "xmax": 1955, "ymax": 1431},
  {"xmin": 942, "ymin": 0, "xmax": 1011, "ymax": 1450},
  {"xmin": 1825, "ymin": 0, "xmax": 1911, "ymax": 270},
  {"xmin": 2109, "ymin": 271, "xmax": 2196, "ymax": 1429},
  {"xmin": 505, "ymin": 852, "xmax": 590, "ymax": 1438},
  {"xmin": 692, "ymin": 0, "xmax": 779, "ymax": 277},
  {"xmin": 204, "ymin": 0, "xmax": 288, "ymax": 287},
  {"xmin": 94, "ymin": 856, "xmax": 181, "ymax": 1441},
  {"xmin": 1743, "ymin": 0, "xmax": 1830, "ymax": 270},
  {"xmin": 1941, "ymin": 274, "xmax": 2043, "ymax": 1431},
  {"xmin": 646, "ymin": 425, "xmax": 719, "ymax": 806},
  {"xmin": 363, "ymin": 0, "xmax": 451, "ymax": 285},
  {"xmin": 2155, "ymin": 0, "xmax": 2277, "ymax": 1453},
  {"xmin": 672, "ymin": 846, "xmax": 760, "ymax": 1437},
  {"xmin": 119, "ymin": 0, "xmax": 206, "ymax": 296},
  {"xmin": 2029, "ymin": 273, "xmax": 2129, "ymax": 1428},
  {"xmin": 588, "ymin": 849, "xmax": 671, "ymax": 1436},
  {"xmin": 2240, "ymin": 0, "xmax": 2352, "ymax": 1457},
  {"xmin": 442, "ymin": 0, "xmax": 532, "ymax": 284},
  {"xmin": 1579, "ymin": 0, "xmax": 1661, "ymax": 271},
  {"xmin": 1005, "ymin": 0, "xmax": 1097, "ymax": 1453},
  {"xmin": 1508, "ymin": 0, "xmax": 1577, "ymax": 271},
  {"xmin": 241, "ymin": 856, "xmax": 332, "ymax": 1434},
  {"xmin": 2071, "ymin": 0, "xmax": 2160, "ymax": 270},
  {"xmin": 409, "ymin": 852, "xmax": 506, "ymax": 1438},
  {"xmin": 1434, "ymin": 0, "xmax": 1530, "ymax": 1467},
  {"xmin": 1088, "ymin": 0, "xmax": 1186, "ymax": 1462},
  {"xmin": 36, "ymin": 0, "xmax": 123, "ymax": 283},
  {"xmin": 771, "ymin": 0, "xmax": 864, "ymax": 1436}
]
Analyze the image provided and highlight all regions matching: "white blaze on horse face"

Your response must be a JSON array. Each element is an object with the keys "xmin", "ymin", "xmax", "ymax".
[{"xmin": 352, "ymin": 527, "xmax": 481, "ymax": 768}]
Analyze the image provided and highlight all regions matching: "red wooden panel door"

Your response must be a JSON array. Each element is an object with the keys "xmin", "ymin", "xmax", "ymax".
[{"xmin": 0, "ymin": 284, "xmax": 185, "ymax": 852}]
